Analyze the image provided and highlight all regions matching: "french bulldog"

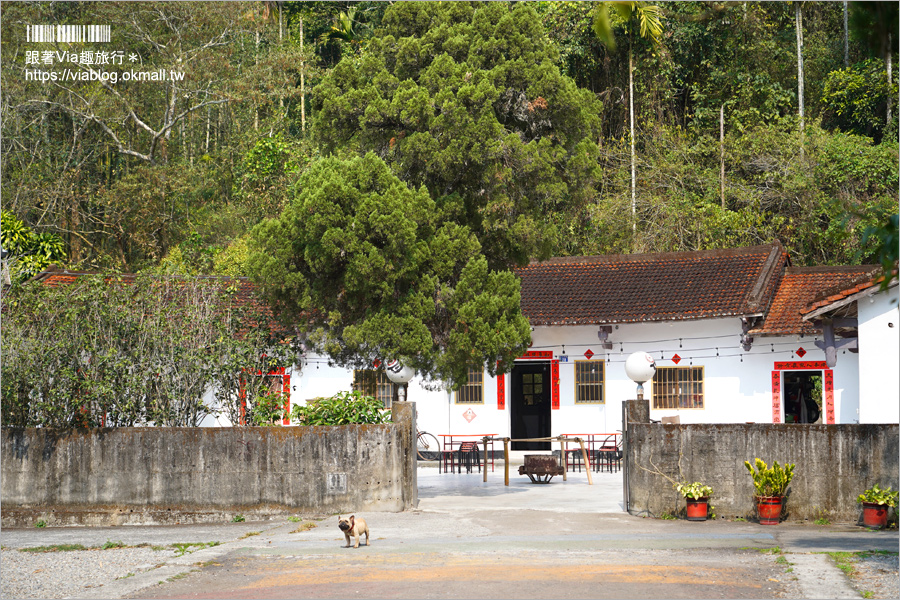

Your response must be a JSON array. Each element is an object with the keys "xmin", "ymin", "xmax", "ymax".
[{"xmin": 338, "ymin": 515, "xmax": 369, "ymax": 548}]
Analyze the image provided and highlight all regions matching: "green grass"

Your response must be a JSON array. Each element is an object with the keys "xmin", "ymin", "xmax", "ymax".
[
  {"xmin": 171, "ymin": 542, "xmax": 220, "ymax": 557},
  {"xmin": 825, "ymin": 552, "xmax": 857, "ymax": 576},
  {"xmin": 34, "ymin": 520, "xmax": 46, "ymax": 528},
  {"xmin": 102, "ymin": 540, "xmax": 125, "ymax": 549},
  {"xmin": 861, "ymin": 591, "xmax": 874, "ymax": 599},
  {"xmin": 290, "ymin": 522, "xmax": 318, "ymax": 533},
  {"xmin": 238, "ymin": 531, "xmax": 261, "ymax": 540},
  {"xmin": 775, "ymin": 555, "xmax": 790, "ymax": 565},
  {"xmin": 231, "ymin": 514, "xmax": 245, "ymax": 523},
  {"xmin": 658, "ymin": 512, "xmax": 677, "ymax": 520},
  {"xmin": 733, "ymin": 517, "xmax": 747, "ymax": 522},
  {"xmin": 288, "ymin": 516, "xmax": 302, "ymax": 523},
  {"xmin": 20, "ymin": 544, "xmax": 89, "ymax": 553},
  {"xmin": 813, "ymin": 517, "xmax": 831, "ymax": 525},
  {"xmin": 759, "ymin": 546, "xmax": 782, "ymax": 555}
]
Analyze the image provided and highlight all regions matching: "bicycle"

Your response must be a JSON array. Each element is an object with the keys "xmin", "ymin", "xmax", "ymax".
[{"xmin": 415, "ymin": 429, "xmax": 441, "ymax": 461}]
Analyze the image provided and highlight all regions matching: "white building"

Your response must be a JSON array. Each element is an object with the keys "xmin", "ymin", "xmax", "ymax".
[
  {"xmin": 801, "ymin": 275, "xmax": 899, "ymax": 424},
  {"xmin": 287, "ymin": 243, "xmax": 896, "ymax": 443},
  {"xmin": 33, "ymin": 243, "xmax": 897, "ymax": 434}
]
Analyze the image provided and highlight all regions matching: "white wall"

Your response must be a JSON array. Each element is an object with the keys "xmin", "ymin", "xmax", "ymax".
[
  {"xmin": 411, "ymin": 318, "xmax": 861, "ymax": 436},
  {"xmin": 199, "ymin": 313, "xmax": 866, "ymax": 431},
  {"xmin": 858, "ymin": 288, "xmax": 900, "ymax": 423}
]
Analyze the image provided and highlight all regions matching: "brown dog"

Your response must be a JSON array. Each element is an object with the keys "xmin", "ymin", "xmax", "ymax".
[{"xmin": 337, "ymin": 515, "xmax": 369, "ymax": 548}]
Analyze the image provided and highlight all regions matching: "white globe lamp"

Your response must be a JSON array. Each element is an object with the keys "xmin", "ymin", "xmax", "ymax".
[
  {"xmin": 624, "ymin": 351, "xmax": 657, "ymax": 401},
  {"xmin": 384, "ymin": 360, "xmax": 415, "ymax": 401}
]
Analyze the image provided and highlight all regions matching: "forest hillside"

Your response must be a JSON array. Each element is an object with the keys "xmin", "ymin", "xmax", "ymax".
[{"xmin": 2, "ymin": 1, "xmax": 897, "ymax": 281}]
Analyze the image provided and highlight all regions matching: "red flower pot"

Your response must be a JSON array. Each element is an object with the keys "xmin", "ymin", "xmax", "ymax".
[
  {"xmin": 686, "ymin": 498, "xmax": 709, "ymax": 521},
  {"xmin": 757, "ymin": 496, "xmax": 783, "ymax": 525},
  {"xmin": 861, "ymin": 502, "xmax": 888, "ymax": 529}
]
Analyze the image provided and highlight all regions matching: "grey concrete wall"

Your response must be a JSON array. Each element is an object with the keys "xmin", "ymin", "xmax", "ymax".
[
  {"xmin": 1, "ymin": 403, "xmax": 418, "ymax": 526},
  {"xmin": 624, "ymin": 418, "xmax": 899, "ymax": 522}
]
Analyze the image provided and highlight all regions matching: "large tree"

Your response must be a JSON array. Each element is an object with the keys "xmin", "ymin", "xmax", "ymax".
[
  {"xmin": 248, "ymin": 153, "xmax": 531, "ymax": 388},
  {"xmin": 311, "ymin": 2, "xmax": 603, "ymax": 269}
]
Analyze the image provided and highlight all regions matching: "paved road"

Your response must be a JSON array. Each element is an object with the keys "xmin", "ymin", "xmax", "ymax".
[{"xmin": 1, "ymin": 468, "xmax": 896, "ymax": 599}]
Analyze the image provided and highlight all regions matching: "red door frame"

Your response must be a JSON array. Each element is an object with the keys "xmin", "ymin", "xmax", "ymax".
[
  {"xmin": 770, "ymin": 361, "xmax": 834, "ymax": 424},
  {"xmin": 498, "ymin": 351, "xmax": 560, "ymax": 410},
  {"xmin": 239, "ymin": 367, "xmax": 291, "ymax": 425}
]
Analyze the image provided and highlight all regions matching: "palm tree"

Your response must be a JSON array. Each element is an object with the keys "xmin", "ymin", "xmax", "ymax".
[
  {"xmin": 593, "ymin": 2, "xmax": 663, "ymax": 240},
  {"xmin": 318, "ymin": 8, "xmax": 364, "ymax": 55}
]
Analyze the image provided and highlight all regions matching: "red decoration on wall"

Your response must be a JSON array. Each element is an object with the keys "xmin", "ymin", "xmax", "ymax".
[
  {"xmin": 281, "ymin": 369, "xmax": 291, "ymax": 425},
  {"xmin": 671, "ymin": 354, "xmax": 682, "ymax": 365},
  {"xmin": 583, "ymin": 349, "xmax": 595, "ymax": 360},
  {"xmin": 770, "ymin": 361, "xmax": 834, "ymax": 424},
  {"xmin": 795, "ymin": 347, "xmax": 806, "ymax": 358},
  {"xmin": 771, "ymin": 370, "xmax": 782, "ymax": 423},
  {"xmin": 774, "ymin": 361, "xmax": 826, "ymax": 370},
  {"xmin": 824, "ymin": 370, "xmax": 835, "ymax": 425},
  {"xmin": 497, "ymin": 372, "xmax": 506, "ymax": 410},
  {"xmin": 519, "ymin": 350, "xmax": 554, "ymax": 360},
  {"xmin": 551, "ymin": 360, "xmax": 560, "ymax": 410}
]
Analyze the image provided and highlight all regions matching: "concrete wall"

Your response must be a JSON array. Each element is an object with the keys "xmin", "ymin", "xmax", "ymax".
[
  {"xmin": 623, "ymin": 401, "xmax": 899, "ymax": 522},
  {"xmin": 858, "ymin": 288, "xmax": 900, "ymax": 424},
  {"xmin": 1, "ymin": 403, "xmax": 417, "ymax": 527}
]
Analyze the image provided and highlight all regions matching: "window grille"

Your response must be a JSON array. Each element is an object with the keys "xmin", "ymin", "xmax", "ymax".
[
  {"xmin": 353, "ymin": 369, "xmax": 394, "ymax": 408},
  {"xmin": 652, "ymin": 366, "xmax": 704, "ymax": 409},
  {"xmin": 455, "ymin": 368, "xmax": 484, "ymax": 404},
  {"xmin": 575, "ymin": 360, "xmax": 605, "ymax": 403}
]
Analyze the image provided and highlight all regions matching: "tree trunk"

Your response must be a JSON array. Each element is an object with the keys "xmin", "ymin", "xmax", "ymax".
[
  {"xmin": 254, "ymin": 30, "xmax": 260, "ymax": 131},
  {"xmin": 795, "ymin": 2, "xmax": 805, "ymax": 158},
  {"xmin": 843, "ymin": 1, "xmax": 849, "ymax": 68},
  {"xmin": 720, "ymin": 104, "xmax": 725, "ymax": 209},
  {"xmin": 888, "ymin": 34, "xmax": 893, "ymax": 127},
  {"xmin": 301, "ymin": 16, "xmax": 306, "ymax": 134},
  {"xmin": 629, "ymin": 36, "xmax": 636, "ymax": 238}
]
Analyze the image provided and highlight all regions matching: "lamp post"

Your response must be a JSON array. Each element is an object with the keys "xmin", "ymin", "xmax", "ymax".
[{"xmin": 624, "ymin": 351, "xmax": 656, "ymax": 401}]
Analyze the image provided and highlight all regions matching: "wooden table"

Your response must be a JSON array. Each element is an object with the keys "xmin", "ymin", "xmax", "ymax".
[{"xmin": 438, "ymin": 434, "xmax": 496, "ymax": 474}]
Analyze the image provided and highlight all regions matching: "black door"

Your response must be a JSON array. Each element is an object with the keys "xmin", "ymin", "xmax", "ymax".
[{"xmin": 510, "ymin": 362, "xmax": 551, "ymax": 450}]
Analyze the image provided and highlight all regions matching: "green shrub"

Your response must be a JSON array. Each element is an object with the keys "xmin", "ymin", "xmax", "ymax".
[
  {"xmin": 674, "ymin": 481, "xmax": 713, "ymax": 499},
  {"xmin": 858, "ymin": 484, "xmax": 899, "ymax": 507},
  {"xmin": 250, "ymin": 391, "xmax": 287, "ymax": 426},
  {"xmin": 745, "ymin": 458, "xmax": 795, "ymax": 498},
  {"xmin": 291, "ymin": 390, "xmax": 390, "ymax": 426}
]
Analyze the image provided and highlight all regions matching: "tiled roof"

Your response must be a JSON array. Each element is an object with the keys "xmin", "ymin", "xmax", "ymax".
[
  {"xmin": 801, "ymin": 271, "xmax": 895, "ymax": 317},
  {"xmin": 749, "ymin": 266, "xmax": 880, "ymax": 336},
  {"xmin": 515, "ymin": 243, "xmax": 787, "ymax": 326},
  {"xmin": 28, "ymin": 268, "xmax": 285, "ymax": 335}
]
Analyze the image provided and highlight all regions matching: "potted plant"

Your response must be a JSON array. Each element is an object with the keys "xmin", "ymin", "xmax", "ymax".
[
  {"xmin": 857, "ymin": 484, "xmax": 898, "ymax": 530},
  {"xmin": 674, "ymin": 482, "xmax": 713, "ymax": 521},
  {"xmin": 744, "ymin": 458, "xmax": 795, "ymax": 525}
]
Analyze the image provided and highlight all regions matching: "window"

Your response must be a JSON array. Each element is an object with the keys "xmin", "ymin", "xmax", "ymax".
[
  {"xmin": 455, "ymin": 368, "xmax": 484, "ymax": 404},
  {"xmin": 575, "ymin": 360, "xmax": 604, "ymax": 404},
  {"xmin": 652, "ymin": 366, "xmax": 704, "ymax": 409},
  {"xmin": 353, "ymin": 370, "xmax": 394, "ymax": 408}
]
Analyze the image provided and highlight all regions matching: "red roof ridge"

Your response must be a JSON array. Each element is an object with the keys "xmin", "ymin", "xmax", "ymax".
[{"xmin": 522, "ymin": 243, "xmax": 781, "ymax": 268}]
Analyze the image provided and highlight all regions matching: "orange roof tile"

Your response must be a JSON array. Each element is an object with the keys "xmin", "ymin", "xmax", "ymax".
[
  {"xmin": 749, "ymin": 266, "xmax": 879, "ymax": 336},
  {"xmin": 515, "ymin": 243, "xmax": 787, "ymax": 326}
]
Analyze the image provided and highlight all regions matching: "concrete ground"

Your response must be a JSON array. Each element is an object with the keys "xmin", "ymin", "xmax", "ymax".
[{"xmin": 1, "ymin": 465, "xmax": 897, "ymax": 599}]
